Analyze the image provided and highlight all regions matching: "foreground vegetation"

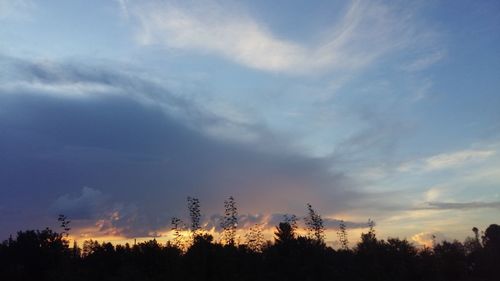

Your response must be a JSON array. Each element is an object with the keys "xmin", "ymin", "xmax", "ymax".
[{"xmin": 0, "ymin": 198, "xmax": 498, "ymax": 281}]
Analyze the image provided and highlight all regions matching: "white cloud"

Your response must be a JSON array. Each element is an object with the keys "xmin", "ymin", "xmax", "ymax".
[
  {"xmin": 125, "ymin": 0, "xmax": 415, "ymax": 74},
  {"xmin": 0, "ymin": 81, "xmax": 120, "ymax": 98},
  {"xmin": 424, "ymin": 149, "xmax": 495, "ymax": 171},
  {"xmin": 425, "ymin": 186, "xmax": 443, "ymax": 201},
  {"xmin": 398, "ymin": 149, "xmax": 496, "ymax": 172},
  {"xmin": 131, "ymin": 0, "xmax": 305, "ymax": 72},
  {"xmin": 411, "ymin": 231, "xmax": 448, "ymax": 247}
]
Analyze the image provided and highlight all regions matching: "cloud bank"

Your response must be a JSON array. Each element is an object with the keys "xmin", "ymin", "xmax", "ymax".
[{"xmin": 0, "ymin": 55, "xmax": 363, "ymax": 238}]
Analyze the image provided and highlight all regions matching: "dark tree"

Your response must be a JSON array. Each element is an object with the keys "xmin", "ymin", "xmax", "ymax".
[
  {"xmin": 274, "ymin": 222, "xmax": 295, "ymax": 245},
  {"xmin": 464, "ymin": 227, "xmax": 482, "ymax": 255},
  {"xmin": 187, "ymin": 196, "xmax": 202, "ymax": 237},
  {"xmin": 304, "ymin": 203, "xmax": 324, "ymax": 243},
  {"xmin": 367, "ymin": 219, "xmax": 375, "ymax": 238},
  {"xmin": 284, "ymin": 214, "xmax": 298, "ymax": 234},
  {"xmin": 472, "ymin": 227, "xmax": 480, "ymax": 243},
  {"xmin": 57, "ymin": 214, "xmax": 71, "ymax": 237},
  {"xmin": 337, "ymin": 220, "xmax": 349, "ymax": 250},
  {"xmin": 482, "ymin": 224, "xmax": 500, "ymax": 251},
  {"xmin": 1, "ymin": 202, "xmax": 498, "ymax": 281},
  {"xmin": 434, "ymin": 240, "xmax": 467, "ymax": 280},
  {"xmin": 220, "ymin": 196, "xmax": 238, "ymax": 246},
  {"xmin": 0, "ymin": 228, "xmax": 70, "ymax": 280},
  {"xmin": 477, "ymin": 224, "xmax": 500, "ymax": 279},
  {"xmin": 171, "ymin": 217, "xmax": 185, "ymax": 249},
  {"xmin": 245, "ymin": 223, "xmax": 265, "ymax": 252}
]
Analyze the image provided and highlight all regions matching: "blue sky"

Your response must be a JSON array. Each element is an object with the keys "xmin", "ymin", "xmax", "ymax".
[{"xmin": 0, "ymin": 0, "xmax": 499, "ymax": 246}]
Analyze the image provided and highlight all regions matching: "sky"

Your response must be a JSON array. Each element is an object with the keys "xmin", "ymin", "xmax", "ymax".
[{"xmin": 0, "ymin": 0, "xmax": 499, "ymax": 248}]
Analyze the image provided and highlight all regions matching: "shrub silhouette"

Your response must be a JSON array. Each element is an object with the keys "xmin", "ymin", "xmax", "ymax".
[{"xmin": 0, "ymin": 206, "xmax": 498, "ymax": 281}]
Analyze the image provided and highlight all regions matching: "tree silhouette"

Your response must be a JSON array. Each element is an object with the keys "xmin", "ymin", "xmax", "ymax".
[
  {"xmin": 367, "ymin": 219, "xmax": 375, "ymax": 238},
  {"xmin": 1, "ymin": 205, "xmax": 498, "ymax": 281},
  {"xmin": 171, "ymin": 216, "xmax": 186, "ymax": 250},
  {"xmin": 304, "ymin": 203, "xmax": 324, "ymax": 243},
  {"xmin": 274, "ymin": 222, "xmax": 295, "ymax": 245},
  {"xmin": 472, "ymin": 227, "xmax": 480, "ymax": 242},
  {"xmin": 284, "ymin": 214, "xmax": 298, "ymax": 235},
  {"xmin": 187, "ymin": 196, "xmax": 201, "ymax": 237},
  {"xmin": 433, "ymin": 240, "xmax": 467, "ymax": 280},
  {"xmin": 464, "ymin": 227, "xmax": 482, "ymax": 255},
  {"xmin": 476, "ymin": 224, "xmax": 500, "ymax": 279},
  {"xmin": 0, "ymin": 228, "xmax": 70, "ymax": 280},
  {"xmin": 57, "ymin": 214, "xmax": 71, "ymax": 238},
  {"xmin": 220, "ymin": 196, "xmax": 238, "ymax": 246},
  {"xmin": 72, "ymin": 240, "xmax": 81, "ymax": 258},
  {"xmin": 337, "ymin": 219, "xmax": 349, "ymax": 250},
  {"xmin": 245, "ymin": 223, "xmax": 265, "ymax": 252},
  {"xmin": 482, "ymin": 224, "xmax": 500, "ymax": 250},
  {"xmin": 358, "ymin": 218, "xmax": 377, "ymax": 245}
]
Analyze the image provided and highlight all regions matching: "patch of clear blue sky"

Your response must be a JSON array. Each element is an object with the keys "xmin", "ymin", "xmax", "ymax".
[{"xmin": 0, "ymin": 0, "xmax": 133, "ymax": 59}]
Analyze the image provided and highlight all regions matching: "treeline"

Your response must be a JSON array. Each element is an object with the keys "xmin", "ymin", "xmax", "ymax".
[{"xmin": 0, "ymin": 197, "xmax": 498, "ymax": 281}]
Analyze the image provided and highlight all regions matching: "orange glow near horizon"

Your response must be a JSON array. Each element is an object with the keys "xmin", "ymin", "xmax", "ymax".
[
  {"xmin": 64, "ymin": 210, "xmax": 441, "ymax": 250},
  {"xmin": 67, "ymin": 225, "xmax": 371, "ymax": 250}
]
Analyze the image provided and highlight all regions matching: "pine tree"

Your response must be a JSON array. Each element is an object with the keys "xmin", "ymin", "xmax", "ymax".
[
  {"xmin": 284, "ymin": 214, "xmax": 298, "ymax": 235},
  {"xmin": 274, "ymin": 222, "xmax": 295, "ymax": 245},
  {"xmin": 72, "ymin": 240, "xmax": 81, "ymax": 258}
]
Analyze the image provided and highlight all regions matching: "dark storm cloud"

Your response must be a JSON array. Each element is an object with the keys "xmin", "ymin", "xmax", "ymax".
[
  {"xmin": 0, "ymin": 54, "xmax": 280, "ymax": 148},
  {"xmin": 51, "ymin": 186, "xmax": 106, "ymax": 220},
  {"xmin": 0, "ymin": 55, "xmax": 362, "ymax": 238}
]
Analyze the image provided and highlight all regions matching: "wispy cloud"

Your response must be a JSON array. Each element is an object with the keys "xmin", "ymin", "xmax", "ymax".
[
  {"xmin": 398, "ymin": 149, "xmax": 496, "ymax": 172},
  {"xmin": 403, "ymin": 50, "xmax": 446, "ymax": 72},
  {"xmin": 424, "ymin": 149, "xmax": 495, "ymax": 170},
  {"xmin": 425, "ymin": 201, "xmax": 500, "ymax": 210},
  {"xmin": 115, "ymin": 0, "xmax": 130, "ymax": 19},
  {"xmin": 125, "ymin": 0, "xmax": 416, "ymax": 74}
]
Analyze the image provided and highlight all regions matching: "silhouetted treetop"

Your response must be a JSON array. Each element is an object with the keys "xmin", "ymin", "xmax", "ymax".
[{"xmin": 0, "ymin": 202, "xmax": 498, "ymax": 281}]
